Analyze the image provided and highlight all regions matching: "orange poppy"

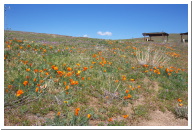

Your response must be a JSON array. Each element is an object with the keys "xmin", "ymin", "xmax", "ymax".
[
  {"xmin": 122, "ymin": 115, "xmax": 129, "ymax": 118},
  {"xmin": 16, "ymin": 90, "xmax": 24, "ymax": 97},
  {"xmin": 177, "ymin": 98, "xmax": 182, "ymax": 102},
  {"xmin": 57, "ymin": 112, "xmax": 61, "ymax": 116},
  {"xmin": 65, "ymin": 86, "xmax": 70, "ymax": 90},
  {"xmin": 39, "ymin": 70, "xmax": 43, "ymax": 73},
  {"xmin": 137, "ymin": 85, "xmax": 141, "ymax": 88},
  {"xmin": 67, "ymin": 67, "xmax": 72, "ymax": 71},
  {"xmin": 83, "ymin": 67, "xmax": 88, "ymax": 71},
  {"xmin": 115, "ymin": 80, "xmax": 119, "ymax": 83},
  {"xmin": 53, "ymin": 66, "xmax": 58, "ymax": 70},
  {"xmin": 127, "ymin": 94, "xmax": 132, "ymax": 98},
  {"xmin": 142, "ymin": 64, "xmax": 149, "ymax": 67},
  {"xmin": 75, "ymin": 108, "xmax": 80, "ymax": 116},
  {"xmin": 26, "ymin": 68, "xmax": 30, "ymax": 72},
  {"xmin": 66, "ymin": 72, "xmax": 73, "ymax": 77},
  {"xmin": 57, "ymin": 71, "xmax": 63, "ymax": 75},
  {"xmin": 108, "ymin": 118, "xmax": 113, "ymax": 122},
  {"xmin": 34, "ymin": 69, "xmax": 39, "ymax": 73},
  {"xmin": 165, "ymin": 68, "xmax": 169, "ymax": 73},
  {"xmin": 35, "ymin": 87, "xmax": 39, "ymax": 92},
  {"xmin": 63, "ymin": 81, "xmax": 67, "ymax": 85},
  {"xmin": 23, "ymin": 81, "xmax": 28, "ymax": 86}
]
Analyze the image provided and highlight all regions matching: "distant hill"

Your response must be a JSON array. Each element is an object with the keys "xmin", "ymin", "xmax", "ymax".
[
  {"xmin": 4, "ymin": 30, "xmax": 188, "ymax": 44},
  {"xmin": 4, "ymin": 30, "xmax": 106, "ymax": 45}
]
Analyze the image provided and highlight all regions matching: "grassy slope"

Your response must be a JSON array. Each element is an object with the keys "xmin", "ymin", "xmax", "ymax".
[{"xmin": 4, "ymin": 30, "xmax": 188, "ymax": 126}]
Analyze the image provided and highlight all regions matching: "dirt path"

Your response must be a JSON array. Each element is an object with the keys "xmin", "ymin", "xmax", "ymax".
[{"xmin": 137, "ymin": 110, "xmax": 188, "ymax": 126}]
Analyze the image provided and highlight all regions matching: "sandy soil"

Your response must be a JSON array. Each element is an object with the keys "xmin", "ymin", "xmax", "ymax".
[{"xmin": 137, "ymin": 110, "xmax": 188, "ymax": 126}]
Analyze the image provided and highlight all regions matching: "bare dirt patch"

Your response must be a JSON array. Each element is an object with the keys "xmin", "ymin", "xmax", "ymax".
[{"xmin": 137, "ymin": 110, "xmax": 188, "ymax": 126}]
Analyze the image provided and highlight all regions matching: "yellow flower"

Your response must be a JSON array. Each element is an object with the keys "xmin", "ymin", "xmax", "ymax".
[
  {"xmin": 63, "ymin": 101, "xmax": 68, "ymax": 103},
  {"xmin": 76, "ymin": 70, "xmax": 81, "ymax": 76},
  {"xmin": 179, "ymin": 103, "xmax": 183, "ymax": 107},
  {"xmin": 87, "ymin": 114, "xmax": 91, "ymax": 119},
  {"xmin": 130, "ymin": 79, "xmax": 135, "ymax": 81},
  {"xmin": 122, "ymin": 75, "xmax": 126, "ymax": 81},
  {"xmin": 128, "ymin": 85, "xmax": 132, "ymax": 88}
]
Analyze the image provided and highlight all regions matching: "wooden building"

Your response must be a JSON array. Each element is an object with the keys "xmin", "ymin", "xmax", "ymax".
[
  {"xmin": 142, "ymin": 32, "xmax": 169, "ymax": 42},
  {"xmin": 180, "ymin": 32, "xmax": 188, "ymax": 42}
]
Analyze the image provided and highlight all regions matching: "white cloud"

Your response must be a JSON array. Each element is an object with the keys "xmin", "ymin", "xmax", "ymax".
[
  {"xmin": 97, "ymin": 31, "xmax": 112, "ymax": 36},
  {"xmin": 83, "ymin": 34, "xmax": 89, "ymax": 37}
]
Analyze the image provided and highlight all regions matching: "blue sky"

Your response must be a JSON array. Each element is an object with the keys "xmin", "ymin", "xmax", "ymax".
[{"xmin": 4, "ymin": 4, "xmax": 188, "ymax": 40}]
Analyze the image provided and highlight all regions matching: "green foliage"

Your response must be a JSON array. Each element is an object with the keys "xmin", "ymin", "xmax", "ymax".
[
  {"xmin": 133, "ymin": 105, "xmax": 149, "ymax": 118},
  {"xmin": 45, "ymin": 114, "xmax": 90, "ymax": 126},
  {"xmin": 107, "ymin": 120, "xmax": 127, "ymax": 126},
  {"xmin": 174, "ymin": 106, "xmax": 188, "ymax": 119}
]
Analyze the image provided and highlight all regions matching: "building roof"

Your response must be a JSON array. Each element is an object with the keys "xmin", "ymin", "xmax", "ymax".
[
  {"xmin": 142, "ymin": 32, "xmax": 169, "ymax": 36},
  {"xmin": 180, "ymin": 32, "xmax": 188, "ymax": 35}
]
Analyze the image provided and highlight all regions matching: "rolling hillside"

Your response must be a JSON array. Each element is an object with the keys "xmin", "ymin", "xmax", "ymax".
[{"xmin": 4, "ymin": 30, "xmax": 188, "ymax": 126}]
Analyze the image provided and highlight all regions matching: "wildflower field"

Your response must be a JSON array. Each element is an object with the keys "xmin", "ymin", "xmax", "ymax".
[{"xmin": 4, "ymin": 31, "xmax": 188, "ymax": 126}]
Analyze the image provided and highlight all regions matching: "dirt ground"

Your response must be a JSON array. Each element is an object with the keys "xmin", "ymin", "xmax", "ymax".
[{"xmin": 137, "ymin": 110, "xmax": 188, "ymax": 126}]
